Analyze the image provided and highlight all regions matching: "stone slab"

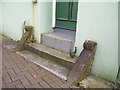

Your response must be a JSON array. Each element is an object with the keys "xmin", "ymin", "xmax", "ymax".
[
  {"xmin": 41, "ymin": 32, "xmax": 75, "ymax": 53},
  {"xmin": 25, "ymin": 43, "xmax": 78, "ymax": 70},
  {"xmin": 17, "ymin": 50, "xmax": 69, "ymax": 80}
]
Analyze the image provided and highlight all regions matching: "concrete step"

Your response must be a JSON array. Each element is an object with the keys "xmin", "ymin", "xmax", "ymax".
[
  {"xmin": 41, "ymin": 32, "xmax": 75, "ymax": 53},
  {"xmin": 25, "ymin": 43, "xmax": 78, "ymax": 70},
  {"xmin": 16, "ymin": 50, "xmax": 69, "ymax": 80}
]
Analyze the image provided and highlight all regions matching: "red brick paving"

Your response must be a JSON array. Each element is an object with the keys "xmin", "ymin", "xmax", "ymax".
[{"xmin": 2, "ymin": 46, "xmax": 79, "ymax": 88}]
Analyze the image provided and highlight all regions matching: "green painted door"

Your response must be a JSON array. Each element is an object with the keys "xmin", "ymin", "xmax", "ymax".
[{"xmin": 56, "ymin": 0, "xmax": 78, "ymax": 30}]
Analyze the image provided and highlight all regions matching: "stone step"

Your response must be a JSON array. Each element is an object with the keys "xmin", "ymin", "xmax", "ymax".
[
  {"xmin": 16, "ymin": 50, "xmax": 69, "ymax": 80},
  {"xmin": 25, "ymin": 43, "xmax": 78, "ymax": 70},
  {"xmin": 41, "ymin": 32, "xmax": 75, "ymax": 53}
]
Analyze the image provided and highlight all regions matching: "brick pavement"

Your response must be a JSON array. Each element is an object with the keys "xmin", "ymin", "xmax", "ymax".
[
  {"xmin": 2, "ymin": 46, "xmax": 60, "ymax": 88},
  {"xmin": 2, "ymin": 45, "xmax": 81, "ymax": 89}
]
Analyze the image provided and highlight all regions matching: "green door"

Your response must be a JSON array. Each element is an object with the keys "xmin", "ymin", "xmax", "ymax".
[{"xmin": 56, "ymin": 0, "xmax": 78, "ymax": 30}]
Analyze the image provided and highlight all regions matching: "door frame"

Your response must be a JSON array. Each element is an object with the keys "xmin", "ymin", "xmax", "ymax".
[
  {"xmin": 52, "ymin": 0, "xmax": 56, "ymax": 28},
  {"xmin": 52, "ymin": 0, "xmax": 79, "ymax": 30}
]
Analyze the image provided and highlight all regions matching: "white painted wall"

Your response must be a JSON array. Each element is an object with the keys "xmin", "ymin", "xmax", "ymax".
[
  {"xmin": 33, "ymin": 1, "xmax": 53, "ymax": 43},
  {"xmin": 1, "ymin": 0, "xmax": 53, "ymax": 42},
  {"xmin": 52, "ymin": 0, "xmax": 56, "ymax": 28},
  {"xmin": 75, "ymin": 2, "xmax": 118, "ymax": 82},
  {"xmin": 0, "ymin": 1, "xmax": 2, "ymax": 89},
  {"xmin": 0, "ymin": 0, "xmax": 2, "ymax": 34},
  {"xmin": 2, "ymin": 1, "xmax": 33, "ymax": 40},
  {"xmin": 118, "ymin": 2, "xmax": 120, "ymax": 67}
]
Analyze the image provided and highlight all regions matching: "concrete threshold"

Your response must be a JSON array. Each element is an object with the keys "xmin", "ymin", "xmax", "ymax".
[{"xmin": 41, "ymin": 28, "xmax": 76, "ymax": 53}]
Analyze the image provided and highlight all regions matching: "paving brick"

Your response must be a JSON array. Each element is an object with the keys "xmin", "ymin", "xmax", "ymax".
[
  {"xmin": 3, "ymin": 62, "xmax": 10, "ymax": 67},
  {"xmin": 2, "ymin": 71, "xmax": 8, "ymax": 77},
  {"xmin": 17, "ymin": 64, "xmax": 25, "ymax": 70},
  {"xmin": 10, "ymin": 53, "xmax": 18, "ymax": 60},
  {"xmin": 33, "ymin": 73, "xmax": 45, "ymax": 80},
  {"xmin": 7, "ymin": 68, "xmax": 16, "ymax": 77},
  {"xmin": 31, "ymin": 83, "xmax": 42, "ymax": 88},
  {"xmin": 39, "ymin": 81, "xmax": 51, "ymax": 88},
  {"xmin": 28, "ymin": 69, "xmax": 38, "ymax": 77},
  {"xmin": 16, "ymin": 70, "xmax": 28, "ymax": 76},
  {"xmin": 51, "ymin": 76, "xmax": 61, "ymax": 82},
  {"xmin": 5, "ymin": 64, "xmax": 17, "ymax": 69},
  {"xmin": 27, "ymin": 83, "xmax": 42, "ymax": 88},
  {"xmin": 20, "ymin": 66, "xmax": 30, "ymax": 72},
  {"xmin": 24, "ymin": 73, "xmax": 34, "ymax": 81},
  {"xmin": 13, "ymin": 66, "xmax": 21, "ymax": 74},
  {"xmin": 6, "ymin": 80, "xmax": 21, "ymax": 87},
  {"xmin": 3, "ymin": 55, "xmax": 11, "ymax": 63},
  {"xmin": 36, "ymin": 70, "xmax": 46, "ymax": 77},
  {"xmin": 29, "ymin": 77, "xmax": 44, "ymax": 85},
  {"xmin": 48, "ymin": 74, "xmax": 57, "ymax": 79},
  {"xmin": 15, "ymin": 55, "xmax": 24, "ymax": 60},
  {"xmin": 20, "ymin": 77, "xmax": 31, "ymax": 87},
  {"xmin": 59, "ymin": 83, "xmax": 70, "ymax": 88},
  {"xmin": 31, "ymin": 64, "xmax": 39, "ymax": 69},
  {"xmin": 7, "ymin": 59, "xmax": 15, "ymax": 66},
  {"xmin": 11, "ymin": 74, "xmax": 25, "ymax": 82},
  {"xmin": 2, "ymin": 73, "xmax": 12, "ymax": 83},
  {"xmin": 50, "ymin": 80, "xmax": 64, "ymax": 88},
  {"xmin": 56, "ymin": 80, "xmax": 65, "ymax": 85},
  {"xmin": 21, "ymin": 61, "xmax": 29, "ymax": 66},
  {"xmin": 2, "ymin": 69, "xmax": 7, "ymax": 75},
  {"xmin": 24, "ymin": 85, "xmax": 34, "ymax": 88},
  {"xmin": 2, "ymin": 65, "xmax": 6, "ymax": 70},
  {"xmin": 44, "ymin": 70, "xmax": 52, "ymax": 76},
  {"xmin": 36, "ymin": 69, "xmax": 46, "ymax": 74},
  {"xmin": 50, "ymin": 82, "xmax": 61, "ymax": 88},
  {"xmin": 2, "ymin": 79, "xmax": 7, "ymax": 88},
  {"xmin": 16, "ymin": 84, "xmax": 24, "ymax": 88},
  {"xmin": 7, "ymin": 85, "xmax": 16, "ymax": 88},
  {"xmin": 42, "ymin": 76, "xmax": 54, "ymax": 84}
]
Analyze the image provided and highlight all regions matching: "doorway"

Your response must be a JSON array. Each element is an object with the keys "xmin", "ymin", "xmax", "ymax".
[{"xmin": 55, "ymin": 0, "xmax": 78, "ymax": 30}]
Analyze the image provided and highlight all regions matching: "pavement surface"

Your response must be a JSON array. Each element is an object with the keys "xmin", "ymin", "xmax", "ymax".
[{"xmin": 1, "ymin": 35, "xmax": 80, "ymax": 89}]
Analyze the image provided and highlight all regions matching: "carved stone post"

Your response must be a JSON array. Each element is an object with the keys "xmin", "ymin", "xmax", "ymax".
[
  {"xmin": 67, "ymin": 40, "xmax": 97, "ymax": 85},
  {"xmin": 13, "ymin": 26, "xmax": 34, "ymax": 51}
]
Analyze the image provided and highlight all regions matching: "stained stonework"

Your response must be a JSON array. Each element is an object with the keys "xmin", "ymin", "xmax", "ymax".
[
  {"xmin": 14, "ymin": 26, "xmax": 34, "ymax": 51},
  {"xmin": 67, "ymin": 40, "xmax": 97, "ymax": 84}
]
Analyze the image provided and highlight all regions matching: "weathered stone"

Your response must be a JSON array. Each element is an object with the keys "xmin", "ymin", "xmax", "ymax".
[
  {"xmin": 83, "ymin": 40, "xmax": 97, "ymax": 51},
  {"xmin": 24, "ymin": 43, "xmax": 78, "ymax": 70},
  {"xmin": 41, "ymin": 30, "xmax": 75, "ymax": 53},
  {"xmin": 13, "ymin": 26, "xmax": 34, "ymax": 51},
  {"xmin": 80, "ymin": 75, "xmax": 116, "ymax": 88},
  {"xmin": 25, "ymin": 26, "xmax": 33, "ymax": 32},
  {"xmin": 67, "ymin": 40, "xmax": 97, "ymax": 84}
]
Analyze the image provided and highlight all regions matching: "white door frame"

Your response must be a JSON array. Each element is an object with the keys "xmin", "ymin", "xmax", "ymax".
[{"xmin": 52, "ymin": 0, "xmax": 56, "ymax": 28}]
